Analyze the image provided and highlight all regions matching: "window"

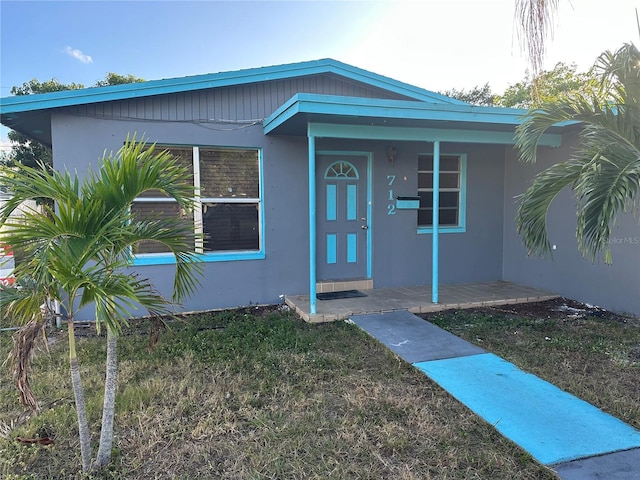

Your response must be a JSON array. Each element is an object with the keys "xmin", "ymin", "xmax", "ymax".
[
  {"xmin": 417, "ymin": 154, "xmax": 466, "ymax": 233},
  {"xmin": 132, "ymin": 145, "xmax": 263, "ymax": 262}
]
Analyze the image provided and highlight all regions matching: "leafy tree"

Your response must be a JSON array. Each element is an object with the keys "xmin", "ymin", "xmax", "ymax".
[
  {"xmin": 95, "ymin": 72, "xmax": 145, "ymax": 87},
  {"xmin": 440, "ymin": 83, "xmax": 496, "ymax": 106},
  {"xmin": 5, "ymin": 75, "xmax": 144, "ymax": 170},
  {"xmin": 515, "ymin": 43, "xmax": 640, "ymax": 263},
  {"xmin": 0, "ymin": 136, "xmax": 202, "ymax": 472},
  {"xmin": 7, "ymin": 79, "xmax": 85, "ymax": 170},
  {"xmin": 496, "ymin": 62, "xmax": 599, "ymax": 108}
]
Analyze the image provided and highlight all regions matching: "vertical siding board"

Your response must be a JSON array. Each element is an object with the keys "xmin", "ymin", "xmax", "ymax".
[
  {"xmin": 57, "ymin": 73, "xmax": 414, "ymax": 126},
  {"xmin": 212, "ymin": 88, "xmax": 220, "ymax": 121},
  {"xmin": 168, "ymin": 94, "xmax": 173, "ymax": 121},
  {"xmin": 175, "ymin": 93, "xmax": 184, "ymax": 121},
  {"xmin": 223, "ymin": 88, "xmax": 231, "ymax": 120},
  {"xmin": 257, "ymin": 84, "xmax": 267, "ymax": 119},
  {"xmin": 204, "ymin": 90, "xmax": 213, "ymax": 121},
  {"xmin": 144, "ymin": 98, "xmax": 152, "ymax": 120},
  {"xmin": 264, "ymin": 83, "xmax": 273, "ymax": 116},
  {"xmin": 168, "ymin": 94, "xmax": 176, "ymax": 121},
  {"xmin": 186, "ymin": 92, "xmax": 193, "ymax": 121},
  {"xmin": 233, "ymin": 87, "xmax": 244, "ymax": 120},
  {"xmin": 186, "ymin": 92, "xmax": 194, "ymax": 120},
  {"xmin": 250, "ymin": 83, "xmax": 258, "ymax": 119},
  {"xmin": 199, "ymin": 91, "xmax": 208, "ymax": 122}
]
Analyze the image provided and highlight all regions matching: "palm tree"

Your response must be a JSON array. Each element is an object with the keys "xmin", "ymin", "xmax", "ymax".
[
  {"xmin": 515, "ymin": 0, "xmax": 560, "ymax": 80},
  {"xmin": 0, "ymin": 136, "xmax": 202, "ymax": 472},
  {"xmin": 515, "ymin": 43, "xmax": 640, "ymax": 263}
]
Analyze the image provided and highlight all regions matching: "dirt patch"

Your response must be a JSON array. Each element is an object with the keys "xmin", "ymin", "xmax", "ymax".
[{"xmin": 426, "ymin": 297, "xmax": 639, "ymax": 326}]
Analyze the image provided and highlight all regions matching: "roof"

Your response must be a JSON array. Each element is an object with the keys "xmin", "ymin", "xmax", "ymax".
[
  {"xmin": 0, "ymin": 58, "xmax": 569, "ymax": 147},
  {"xmin": 1, "ymin": 58, "xmax": 465, "ymax": 115}
]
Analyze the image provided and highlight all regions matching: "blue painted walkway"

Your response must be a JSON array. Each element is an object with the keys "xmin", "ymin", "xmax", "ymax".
[{"xmin": 351, "ymin": 310, "xmax": 640, "ymax": 480}]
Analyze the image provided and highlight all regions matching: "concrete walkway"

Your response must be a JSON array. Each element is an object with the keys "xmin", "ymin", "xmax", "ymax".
[{"xmin": 350, "ymin": 310, "xmax": 640, "ymax": 480}]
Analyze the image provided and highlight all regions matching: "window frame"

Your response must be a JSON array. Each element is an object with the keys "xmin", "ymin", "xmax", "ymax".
[
  {"xmin": 132, "ymin": 144, "xmax": 265, "ymax": 266},
  {"xmin": 417, "ymin": 153, "xmax": 467, "ymax": 235}
]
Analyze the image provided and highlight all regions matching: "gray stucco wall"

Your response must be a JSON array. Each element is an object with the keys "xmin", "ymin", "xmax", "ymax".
[
  {"xmin": 51, "ymin": 113, "xmax": 312, "ymax": 318},
  {"xmin": 52, "ymin": 110, "xmax": 510, "ymax": 319},
  {"xmin": 503, "ymin": 132, "xmax": 640, "ymax": 316}
]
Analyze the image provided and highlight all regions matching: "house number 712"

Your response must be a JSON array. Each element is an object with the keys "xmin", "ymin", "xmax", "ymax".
[{"xmin": 387, "ymin": 175, "xmax": 396, "ymax": 215}]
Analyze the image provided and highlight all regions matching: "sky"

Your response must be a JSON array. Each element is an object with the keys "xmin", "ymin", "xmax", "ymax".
[{"xmin": 1, "ymin": 0, "xmax": 639, "ymax": 148}]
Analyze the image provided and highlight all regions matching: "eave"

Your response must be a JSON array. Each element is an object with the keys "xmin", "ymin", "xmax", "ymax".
[{"xmin": 264, "ymin": 93, "xmax": 565, "ymax": 146}]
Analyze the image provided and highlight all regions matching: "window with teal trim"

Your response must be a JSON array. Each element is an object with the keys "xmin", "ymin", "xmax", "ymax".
[
  {"xmin": 417, "ymin": 154, "xmax": 465, "ymax": 230},
  {"xmin": 325, "ymin": 161, "xmax": 359, "ymax": 179},
  {"xmin": 132, "ymin": 145, "xmax": 262, "ymax": 258}
]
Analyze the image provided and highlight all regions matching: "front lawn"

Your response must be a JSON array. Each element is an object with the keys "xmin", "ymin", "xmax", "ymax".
[{"xmin": 4, "ymin": 299, "xmax": 636, "ymax": 479}]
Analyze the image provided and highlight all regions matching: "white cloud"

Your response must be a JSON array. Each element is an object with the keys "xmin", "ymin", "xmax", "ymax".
[{"xmin": 64, "ymin": 46, "xmax": 93, "ymax": 64}]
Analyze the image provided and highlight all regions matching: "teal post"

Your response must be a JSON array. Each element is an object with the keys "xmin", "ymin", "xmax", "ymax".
[
  {"xmin": 432, "ymin": 141, "xmax": 440, "ymax": 303},
  {"xmin": 308, "ymin": 132, "xmax": 317, "ymax": 314}
]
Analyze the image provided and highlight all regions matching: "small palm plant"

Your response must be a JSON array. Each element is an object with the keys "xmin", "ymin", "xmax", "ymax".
[
  {"xmin": 515, "ymin": 43, "xmax": 640, "ymax": 263},
  {"xmin": 0, "ymin": 135, "xmax": 202, "ymax": 472}
]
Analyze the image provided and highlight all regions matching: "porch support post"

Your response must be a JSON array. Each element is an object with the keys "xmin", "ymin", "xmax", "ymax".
[
  {"xmin": 432, "ymin": 141, "xmax": 440, "ymax": 304},
  {"xmin": 308, "ymin": 131, "xmax": 317, "ymax": 315}
]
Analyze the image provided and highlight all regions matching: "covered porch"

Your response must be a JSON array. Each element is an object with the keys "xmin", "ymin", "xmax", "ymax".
[
  {"xmin": 265, "ymin": 94, "xmax": 563, "ymax": 319},
  {"xmin": 285, "ymin": 281, "xmax": 558, "ymax": 323}
]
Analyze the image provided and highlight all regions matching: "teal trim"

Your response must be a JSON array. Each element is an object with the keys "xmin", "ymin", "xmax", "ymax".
[
  {"xmin": 305, "ymin": 121, "xmax": 562, "ymax": 147},
  {"xmin": 418, "ymin": 226, "xmax": 466, "ymax": 234},
  {"xmin": 347, "ymin": 234, "xmax": 357, "ymax": 263},
  {"xmin": 258, "ymin": 148, "xmax": 266, "ymax": 253},
  {"xmin": 417, "ymin": 153, "xmax": 467, "ymax": 234},
  {"xmin": 1, "ymin": 58, "xmax": 463, "ymax": 115},
  {"xmin": 459, "ymin": 155, "xmax": 467, "ymax": 232},
  {"xmin": 326, "ymin": 184, "xmax": 337, "ymax": 221},
  {"xmin": 132, "ymin": 145, "xmax": 266, "ymax": 266},
  {"xmin": 432, "ymin": 142, "xmax": 440, "ymax": 304},
  {"xmin": 366, "ymin": 153, "xmax": 372, "ymax": 279},
  {"xmin": 327, "ymin": 234, "xmax": 337, "ymax": 264},
  {"xmin": 308, "ymin": 132, "xmax": 317, "ymax": 315},
  {"xmin": 347, "ymin": 184, "xmax": 357, "ymax": 220},
  {"xmin": 133, "ymin": 251, "xmax": 265, "ymax": 266}
]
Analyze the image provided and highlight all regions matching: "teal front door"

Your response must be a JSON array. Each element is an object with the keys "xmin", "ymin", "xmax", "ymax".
[{"xmin": 317, "ymin": 154, "xmax": 369, "ymax": 281}]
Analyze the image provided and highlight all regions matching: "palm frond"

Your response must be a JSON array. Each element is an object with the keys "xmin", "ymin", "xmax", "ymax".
[
  {"xmin": 516, "ymin": 160, "xmax": 583, "ymax": 257},
  {"xmin": 126, "ymin": 216, "xmax": 203, "ymax": 302},
  {"xmin": 515, "ymin": 0, "xmax": 560, "ymax": 80},
  {"xmin": 516, "ymin": 43, "xmax": 640, "ymax": 262}
]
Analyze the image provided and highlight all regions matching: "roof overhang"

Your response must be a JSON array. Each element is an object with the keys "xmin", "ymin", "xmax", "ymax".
[{"xmin": 264, "ymin": 93, "xmax": 567, "ymax": 146}]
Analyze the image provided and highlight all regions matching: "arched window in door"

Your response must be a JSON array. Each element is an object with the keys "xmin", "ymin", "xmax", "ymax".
[{"xmin": 324, "ymin": 161, "xmax": 359, "ymax": 180}]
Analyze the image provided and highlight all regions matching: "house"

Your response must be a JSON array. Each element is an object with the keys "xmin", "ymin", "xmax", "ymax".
[
  {"xmin": 0, "ymin": 187, "xmax": 38, "ymax": 286},
  {"xmin": 1, "ymin": 59, "xmax": 638, "ymax": 319}
]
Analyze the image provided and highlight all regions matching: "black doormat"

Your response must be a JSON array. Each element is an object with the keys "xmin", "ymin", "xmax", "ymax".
[{"xmin": 317, "ymin": 290, "xmax": 367, "ymax": 300}]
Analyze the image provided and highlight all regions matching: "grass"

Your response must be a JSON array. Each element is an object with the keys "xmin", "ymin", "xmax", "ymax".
[{"xmin": 1, "ymin": 299, "xmax": 636, "ymax": 479}]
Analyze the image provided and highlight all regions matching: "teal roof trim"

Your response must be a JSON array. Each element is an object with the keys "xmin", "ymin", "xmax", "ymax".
[
  {"xmin": 264, "ymin": 93, "xmax": 531, "ymax": 135},
  {"xmin": 0, "ymin": 58, "xmax": 464, "ymax": 115}
]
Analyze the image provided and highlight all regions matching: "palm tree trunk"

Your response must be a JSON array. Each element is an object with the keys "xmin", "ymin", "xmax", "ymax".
[
  {"xmin": 94, "ymin": 325, "xmax": 118, "ymax": 468},
  {"xmin": 68, "ymin": 318, "xmax": 92, "ymax": 472}
]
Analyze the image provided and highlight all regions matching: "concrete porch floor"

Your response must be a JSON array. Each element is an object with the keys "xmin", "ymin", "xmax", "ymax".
[{"xmin": 285, "ymin": 281, "xmax": 559, "ymax": 323}]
